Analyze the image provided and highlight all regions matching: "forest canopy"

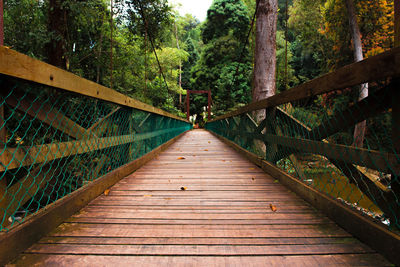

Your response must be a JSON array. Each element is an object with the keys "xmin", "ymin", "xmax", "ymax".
[{"xmin": 2, "ymin": 0, "xmax": 395, "ymax": 118}]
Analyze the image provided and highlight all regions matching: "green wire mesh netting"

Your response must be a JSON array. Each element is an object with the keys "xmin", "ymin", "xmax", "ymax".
[
  {"xmin": 0, "ymin": 76, "xmax": 191, "ymax": 231},
  {"xmin": 206, "ymin": 80, "xmax": 400, "ymax": 229}
]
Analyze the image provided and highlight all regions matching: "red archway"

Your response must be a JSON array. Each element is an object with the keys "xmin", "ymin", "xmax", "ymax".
[{"xmin": 186, "ymin": 90, "xmax": 212, "ymax": 121}]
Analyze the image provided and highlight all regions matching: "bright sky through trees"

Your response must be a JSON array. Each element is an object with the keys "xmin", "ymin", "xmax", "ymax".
[{"xmin": 171, "ymin": 0, "xmax": 213, "ymax": 21}]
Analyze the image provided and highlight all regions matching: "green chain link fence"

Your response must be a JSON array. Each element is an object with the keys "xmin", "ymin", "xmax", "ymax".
[
  {"xmin": 0, "ymin": 75, "xmax": 191, "ymax": 231},
  {"xmin": 207, "ymin": 74, "xmax": 400, "ymax": 230}
]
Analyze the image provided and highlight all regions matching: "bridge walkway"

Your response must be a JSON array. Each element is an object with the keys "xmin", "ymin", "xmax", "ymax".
[{"xmin": 11, "ymin": 130, "xmax": 390, "ymax": 266}]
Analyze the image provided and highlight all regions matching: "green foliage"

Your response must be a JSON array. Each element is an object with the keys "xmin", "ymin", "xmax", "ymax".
[
  {"xmin": 3, "ymin": 0, "xmax": 194, "ymax": 117},
  {"xmin": 202, "ymin": 0, "xmax": 249, "ymax": 44},
  {"xmin": 276, "ymin": 31, "xmax": 298, "ymax": 92},
  {"xmin": 191, "ymin": 0, "xmax": 251, "ymax": 114},
  {"xmin": 4, "ymin": 0, "xmax": 49, "ymax": 59},
  {"xmin": 125, "ymin": 0, "xmax": 173, "ymax": 45}
]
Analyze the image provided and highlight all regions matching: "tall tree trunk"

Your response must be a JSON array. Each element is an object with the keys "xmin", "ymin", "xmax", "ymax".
[
  {"xmin": 144, "ymin": 28, "xmax": 148, "ymax": 93},
  {"xmin": 174, "ymin": 23, "xmax": 182, "ymax": 108},
  {"xmin": 345, "ymin": 0, "xmax": 368, "ymax": 148},
  {"xmin": 109, "ymin": 0, "xmax": 113, "ymax": 89},
  {"xmin": 253, "ymin": 0, "xmax": 277, "ymax": 123},
  {"xmin": 47, "ymin": 0, "xmax": 68, "ymax": 68},
  {"xmin": 96, "ymin": 16, "xmax": 105, "ymax": 84}
]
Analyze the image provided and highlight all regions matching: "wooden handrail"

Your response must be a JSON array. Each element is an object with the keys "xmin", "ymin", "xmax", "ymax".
[
  {"xmin": 0, "ymin": 47, "xmax": 188, "ymax": 122},
  {"xmin": 210, "ymin": 47, "xmax": 400, "ymax": 122}
]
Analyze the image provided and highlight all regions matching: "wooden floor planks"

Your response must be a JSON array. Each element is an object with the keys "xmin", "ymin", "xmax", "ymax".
[{"xmin": 10, "ymin": 130, "xmax": 391, "ymax": 266}]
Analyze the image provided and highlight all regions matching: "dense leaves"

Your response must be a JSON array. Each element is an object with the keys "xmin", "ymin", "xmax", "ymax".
[
  {"xmin": 3, "ymin": 0, "xmax": 395, "ymax": 121},
  {"xmin": 190, "ymin": 0, "xmax": 252, "ymax": 115}
]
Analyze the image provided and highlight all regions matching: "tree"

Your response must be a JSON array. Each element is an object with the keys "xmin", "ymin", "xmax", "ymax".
[
  {"xmin": 253, "ymin": 0, "xmax": 278, "ymax": 123},
  {"xmin": 46, "ymin": 0, "xmax": 69, "ymax": 68},
  {"xmin": 125, "ymin": 0, "xmax": 173, "ymax": 45},
  {"xmin": 191, "ymin": 0, "xmax": 251, "ymax": 114},
  {"xmin": 345, "ymin": 0, "xmax": 367, "ymax": 148}
]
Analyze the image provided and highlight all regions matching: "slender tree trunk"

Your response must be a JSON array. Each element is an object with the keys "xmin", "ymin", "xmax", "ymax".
[
  {"xmin": 96, "ymin": 16, "xmax": 105, "ymax": 84},
  {"xmin": 110, "ymin": 0, "xmax": 113, "ymax": 89},
  {"xmin": 253, "ymin": 0, "xmax": 277, "ymax": 123},
  {"xmin": 345, "ymin": 0, "xmax": 368, "ymax": 148},
  {"xmin": 144, "ymin": 28, "xmax": 148, "ymax": 92},
  {"xmin": 174, "ymin": 23, "xmax": 182, "ymax": 108}
]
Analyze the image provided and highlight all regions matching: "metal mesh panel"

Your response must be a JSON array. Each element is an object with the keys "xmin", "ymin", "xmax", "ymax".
[
  {"xmin": 206, "ymin": 80, "xmax": 400, "ymax": 229},
  {"xmin": 0, "ymin": 76, "xmax": 191, "ymax": 231}
]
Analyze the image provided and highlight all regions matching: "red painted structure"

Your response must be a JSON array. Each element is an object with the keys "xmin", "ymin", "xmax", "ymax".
[{"xmin": 186, "ymin": 90, "xmax": 212, "ymax": 121}]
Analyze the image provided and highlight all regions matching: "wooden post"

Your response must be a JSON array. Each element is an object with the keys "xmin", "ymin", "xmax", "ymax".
[{"xmin": 207, "ymin": 90, "xmax": 211, "ymax": 121}]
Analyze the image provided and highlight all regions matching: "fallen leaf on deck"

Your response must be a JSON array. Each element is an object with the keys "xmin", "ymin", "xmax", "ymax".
[
  {"xmin": 250, "ymin": 168, "xmax": 255, "ymax": 170},
  {"xmin": 274, "ymin": 180, "xmax": 279, "ymax": 183},
  {"xmin": 222, "ymin": 160, "xmax": 226, "ymax": 162},
  {"xmin": 164, "ymin": 197, "xmax": 172, "ymax": 200},
  {"xmin": 204, "ymin": 149, "xmax": 208, "ymax": 151},
  {"xmin": 208, "ymin": 141, "xmax": 211, "ymax": 143},
  {"xmin": 144, "ymin": 195, "xmax": 152, "ymax": 197},
  {"xmin": 181, "ymin": 186, "xmax": 187, "ymax": 190},
  {"xmin": 270, "ymin": 204, "xmax": 277, "ymax": 212},
  {"xmin": 252, "ymin": 177, "xmax": 255, "ymax": 181},
  {"xmin": 104, "ymin": 189, "xmax": 110, "ymax": 196},
  {"xmin": 177, "ymin": 157, "xmax": 186, "ymax": 160}
]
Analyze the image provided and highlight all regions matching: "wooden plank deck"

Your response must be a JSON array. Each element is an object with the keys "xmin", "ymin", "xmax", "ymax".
[{"xmin": 10, "ymin": 129, "xmax": 391, "ymax": 266}]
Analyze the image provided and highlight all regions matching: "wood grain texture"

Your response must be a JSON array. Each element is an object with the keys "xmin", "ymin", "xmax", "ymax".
[{"xmin": 10, "ymin": 130, "xmax": 391, "ymax": 266}]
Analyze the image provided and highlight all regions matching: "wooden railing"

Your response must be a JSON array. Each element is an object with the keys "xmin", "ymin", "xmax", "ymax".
[
  {"xmin": 206, "ymin": 47, "xmax": 400, "ymax": 264},
  {"xmin": 0, "ymin": 47, "xmax": 191, "ymax": 265}
]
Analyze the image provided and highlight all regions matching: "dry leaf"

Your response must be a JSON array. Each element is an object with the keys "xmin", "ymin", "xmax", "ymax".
[
  {"xmin": 270, "ymin": 204, "xmax": 277, "ymax": 212},
  {"xmin": 144, "ymin": 194, "xmax": 152, "ymax": 197},
  {"xmin": 164, "ymin": 197, "xmax": 172, "ymax": 200},
  {"xmin": 177, "ymin": 157, "xmax": 186, "ymax": 160},
  {"xmin": 181, "ymin": 186, "xmax": 187, "ymax": 190},
  {"xmin": 204, "ymin": 149, "xmax": 208, "ymax": 151},
  {"xmin": 208, "ymin": 141, "xmax": 211, "ymax": 143},
  {"xmin": 222, "ymin": 160, "xmax": 226, "ymax": 162},
  {"xmin": 104, "ymin": 189, "xmax": 110, "ymax": 196},
  {"xmin": 250, "ymin": 168, "xmax": 255, "ymax": 170},
  {"xmin": 252, "ymin": 177, "xmax": 255, "ymax": 181}
]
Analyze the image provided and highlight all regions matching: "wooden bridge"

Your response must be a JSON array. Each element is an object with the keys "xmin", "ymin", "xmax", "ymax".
[
  {"xmin": 0, "ymin": 47, "xmax": 399, "ymax": 266},
  {"xmin": 7, "ymin": 130, "xmax": 392, "ymax": 266}
]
